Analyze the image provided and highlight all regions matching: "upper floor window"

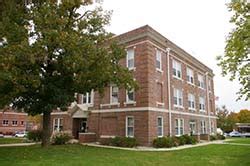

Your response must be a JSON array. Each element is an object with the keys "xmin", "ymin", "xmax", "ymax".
[
  {"xmin": 188, "ymin": 93, "xmax": 195, "ymax": 110},
  {"xmin": 199, "ymin": 96, "xmax": 206, "ymax": 112},
  {"xmin": 127, "ymin": 49, "xmax": 135, "ymax": 70},
  {"xmin": 198, "ymin": 74, "xmax": 205, "ymax": 89},
  {"xmin": 12, "ymin": 120, "xmax": 18, "ymax": 126},
  {"xmin": 53, "ymin": 118, "xmax": 63, "ymax": 132},
  {"xmin": 173, "ymin": 60, "xmax": 182, "ymax": 79},
  {"xmin": 157, "ymin": 117, "xmax": 163, "ymax": 137},
  {"xmin": 200, "ymin": 120, "xmax": 206, "ymax": 134},
  {"xmin": 175, "ymin": 118, "xmax": 184, "ymax": 136},
  {"xmin": 126, "ymin": 89, "xmax": 135, "ymax": 103},
  {"xmin": 82, "ymin": 91, "xmax": 93, "ymax": 105},
  {"xmin": 174, "ymin": 88, "xmax": 183, "ymax": 107},
  {"xmin": 20, "ymin": 121, "xmax": 24, "ymax": 126},
  {"xmin": 186, "ymin": 68, "xmax": 194, "ymax": 84},
  {"xmin": 2, "ymin": 120, "xmax": 8, "ymax": 126},
  {"xmin": 156, "ymin": 50, "xmax": 162, "ymax": 71},
  {"xmin": 111, "ymin": 85, "xmax": 119, "ymax": 103},
  {"xmin": 126, "ymin": 116, "xmax": 134, "ymax": 138}
]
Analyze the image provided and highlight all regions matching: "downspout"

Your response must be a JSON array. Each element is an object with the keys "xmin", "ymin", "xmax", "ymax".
[
  {"xmin": 166, "ymin": 48, "xmax": 172, "ymax": 136},
  {"xmin": 205, "ymin": 72, "xmax": 211, "ymax": 135}
]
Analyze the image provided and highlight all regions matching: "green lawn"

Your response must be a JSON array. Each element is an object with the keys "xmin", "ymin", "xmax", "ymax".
[
  {"xmin": 0, "ymin": 138, "xmax": 25, "ymax": 144},
  {"xmin": 226, "ymin": 137, "xmax": 250, "ymax": 144},
  {"xmin": 0, "ymin": 144, "xmax": 249, "ymax": 166}
]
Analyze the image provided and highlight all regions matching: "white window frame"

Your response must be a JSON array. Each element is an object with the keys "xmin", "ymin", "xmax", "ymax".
[
  {"xmin": 81, "ymin": 90, "xmax": 94, "ymax": 105},
  {"xmin": 186, "ymin": 67, "xmax": 194, "ymax": 84},
  {"xmin": 110, "ymin": 85, "xmax": 119, "ymax": 104},
  {"xmin": 175, "ymin": 118, "xmax": 184, "ymax": 136},
  {"xmin": 189, "ymin": 120, "xmax": 196, "ymax": 134},
  {"xmin": 156, "ymin": 49, "xmax": 162, "ymax": 71},
  {"xmin": 198, "ymin": 74, "xmax": 205, "ymax": 89},
  {"xmin": 199, "ymin": 96, "xmax": 206, "ymax": 112},
  {"xmin": 172, "ymin": 59, "xmax": 182, "ymax": 79},
  {"xmin": 157, "ymin": 116, "xmax": 164, "ymax": 137},
  {"xmin": 126, "ymin": 48, "xmax": 135, "ymax": 70},
  {"xmin": 53, "ymin": 118, "xmax": 63, "ymax": 132},
  {"xmin": 2, "ymin": 120, "xmax": 9, "ymax": 126},
  {"xmin": 12, "ymin": 120, "xmax": 18, "ymax": 126},
  {"xmin": 200, "ymin": 120, "xmax": 206, "ymax": 134},
  {"xmin": 188, "ymin": 93, "xmax": 196, "ymax": 111},
  {"xmin": 126, "ymin": 89, "xmax": 135, "ymax": 103},
  {"xmin": 126, "ymin": 116, "xmax": 134, "ymax": 138},
  {"xmin": 174, "ymin": 88, "xmax": 183, "ymax": 107}
]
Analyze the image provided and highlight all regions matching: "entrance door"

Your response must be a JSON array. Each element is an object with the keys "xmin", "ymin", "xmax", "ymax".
[{"xmin": 79, "ymin": 118, "xmax": 87, "ymax": 133}]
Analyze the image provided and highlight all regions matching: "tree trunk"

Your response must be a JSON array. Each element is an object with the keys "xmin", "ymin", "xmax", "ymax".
[{"xmin": 42, "ymin": 111, "xmax": 51, "ymax": 148}]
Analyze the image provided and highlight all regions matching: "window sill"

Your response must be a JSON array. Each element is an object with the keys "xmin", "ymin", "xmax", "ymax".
[
  {"xmin": 173, "ymin": 76, "xmax": 183, "ymax": 81},
  {"xmin": 124, "ymin": 101, "xmax": 136, "ymax": 106},
  {"xmin": 156, "ymin": 102, "xmax": 165, "ymax": 107},
  {"xmin": 198, "ymin": 87, "xmax": 205, "ymax": 90},
  {"xmin": 188, "ymin": 108, "xmax": 196, "ymax": 112},
  {"xmin": 100, "ymin": 103, "xmax": 120, "ymax": 108},
  {"xmin": 174, "ymin": 105, "xmax": 184, "ymax": 109},
  {"xmin": 128, "ymin": 67, "xmax": 136, "ymax": 71},
  {"xmin": 156, "ymin": 68, "xmax": 163, "ymax": 73},
  {"xmin": 199, "ymin": 110, "xmax": 206, "ymax": 113},
  {"xmin": 187, "ymin": 82, "xmax": 195, "ymax": 86}
]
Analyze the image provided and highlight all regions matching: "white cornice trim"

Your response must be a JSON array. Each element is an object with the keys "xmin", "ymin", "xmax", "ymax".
[
  {"xmin": 51, "ymin": 112, "xmax": 68, "ymax": 115},
  {"xmin": 0, "ymin": 112, "xmax": 28, "ymax": 115}
]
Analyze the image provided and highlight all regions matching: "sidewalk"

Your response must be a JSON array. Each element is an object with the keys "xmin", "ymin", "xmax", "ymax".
[
  {"xmin": 82, "ymin": 140, "xmax": 225, "ymax": 152},
  {"xmin": 0, "ymin": 142, "xmax": 38, "ymax": 147}
]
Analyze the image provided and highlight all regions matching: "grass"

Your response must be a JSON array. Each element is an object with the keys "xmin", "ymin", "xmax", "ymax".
[
  {"xmin": 225, "ymin": 137, "xmax": 250, "ymax": 144},
  {"xmin": 0, "ymin": 144, "xmax": 249, "ymax": 166},
  {"xmin": 0, "ymin": 138, "xmax": 25, "ymax": 144}
]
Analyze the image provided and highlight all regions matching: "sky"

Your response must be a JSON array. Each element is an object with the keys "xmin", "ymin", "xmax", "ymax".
[{"xmin": 99, "ymin": 0, "xmax": 249, "ymax": 112}]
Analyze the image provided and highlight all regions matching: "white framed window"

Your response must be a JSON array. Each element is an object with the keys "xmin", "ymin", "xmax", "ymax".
[
  {"xmin": 199, "ymin": 97, "xmax": 206, "ymax": 112},
  {"xmin": 126, "ymin": 48, "xmax": 135, "ymax": 70},
  {"xmin": 126, "ymin": 89, "xmax": 135, "ymax": 102},
  {"xmin": 82, "ymin": 90, "xmax": 94, "ymax": 105},
  {"xmin": 53, "ymin": 118, "xmax": 63, "ymax": 132},
  {"xmin": 188, "ymin": 93, "xmax": 195, "ymax": 111},
  {"xmin": 110, "ymin": 85, "xmax": 119, "ymax": 103},
  {"xmin": 126, "ymin": 116, "xmax": 134, "ymax": 137},
  {"xmin": 189, "ymin": 120, "xmax": 196, "ymax": 134},
  {"xmin": 12, "ymin": 120, "xmax": 18, "ymax": 126},
  {"xmin": 20, "ymin": 121, "xmax": 24, "ymax": 126},
  {"xmin": 157, "ymin": 116, "xmax": 163, "ymax": 137},
  {"xmin": 173, "ymin": 59, "xmax": 182, "ymax": 79},
  {"xmin": 156, "ymin": 49, "xmax": 162, "ymax": 71},
  {"xmin": 186, "ymin": 68, "xmax": 194, "ymax": 84},
  {"xmin": 200, "ymin": 120, "xmax": 206, "ymax": 134},
  {"xmin": 174, "ymin": 88, "xmax": 183, "ymax": 107},
  {"xmin": 2, "ymin": 120, "xmax": 8, "ymax": 126},
  {"xmin": 198, "ymin": 74, "xmax": 205, "ymax": 89},
  {"xmin": 175, "ymin": 119, "xmax": 184, "ymax": 136}
]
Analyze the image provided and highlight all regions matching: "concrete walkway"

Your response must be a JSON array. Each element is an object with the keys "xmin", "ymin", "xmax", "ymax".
[
  {"xmin": 82, "ymin": 140, "xmax": 225, "ymax": 152},
  {"xmin": 0, "ymin": 142, "xmax": 38, "ymax": 147}
]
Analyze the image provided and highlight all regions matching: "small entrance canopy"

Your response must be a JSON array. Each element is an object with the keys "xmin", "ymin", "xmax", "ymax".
[{"xmin": 70, "ymin": 104, "xmax": 89, "ymax": 118}]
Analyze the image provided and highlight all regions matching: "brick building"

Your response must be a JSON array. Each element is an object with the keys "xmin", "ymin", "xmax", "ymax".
[
  {"xmin": 0, "ymin": 109, "xmax": 28, "ymax": 135},
  {"xmin": 50, "ymin": 25, "xmax": 217, "ymax": 146}
]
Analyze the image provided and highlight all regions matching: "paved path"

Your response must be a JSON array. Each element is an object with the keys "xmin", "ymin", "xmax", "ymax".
[
  {"xmin": 0, "ymin": 142, "xmax": 37, "ymax": 147},
  {"xmin": 221, "ymin": 142, "xmax": 250, "ymax": 146}
]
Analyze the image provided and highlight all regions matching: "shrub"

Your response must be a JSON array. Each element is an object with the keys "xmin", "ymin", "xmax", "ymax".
[
  {"xmin": 153, "ymin": 137, "xmax": 174, "ymax": 148},
  {"xmin": 172, "ymin": 136, "xmax": 180, "ymax": 147},
  {"xmin": 51, "ymin": 131, "xmax": 72, "ymax": 145},
  {"xmin": 182, "ymin": 134, "xmax": 198, "ymax": 145},
  {"xmin": 217, "ymin": 134, "xmax": 225, "ymax": 140},
  {"xmin": 27, "ymin": 130, "xmax": 42, "ymax": 142},
  {"xmin": 210, "ymin": 135, "xmax": 217, "ymax": 141},
  {"xmin": 178, "ymin": 136, "xmax": 186, "ymax": 145},
  {"xmin": 109, "ymin": 137, "xmax": 138, "ymax": 148}
]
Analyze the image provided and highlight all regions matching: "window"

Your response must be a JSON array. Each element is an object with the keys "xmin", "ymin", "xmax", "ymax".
[
  {"xmin": 210, "ymin": 121, "xmax": 214, "ymax": 134},
  {"xmin": 53, "ymin": 118, "xmax": 63, "ymax": 132},
  {"xmin": 126, "ymin": 89, "xmax": 135, "ymax": 102},
  {"xmin": 157, "ymin": 117, "xmax": 163, "ymax": 137},
  {"xmin": 200, "ymin": 120, "xmax": 206, "ymax": 134},
  {"xmin": 20, "ymin": 121, "xmax": 24, "ymax": 126},
  {"xmin": 127, "ymin": 49, "xmax": 135, "ymax": 70},
  {"xmin": 173, "ymin": 60, "xmax": 182, "ymax": 79},
  {"xmin": 157, "ymin": 82, "xmax": 163, "ymax": 103},
  {"xmin": 175, "ymin": 119, "xmax": 184, "ymax": 136},
  {"xmin": 189, "ymin": 120, "xmax": 196, "ymax": 134},
  {"xmin": 199, "ymin": 97, "xmax": 205, "ymax": 112},
  {"xmin": 156, "ymin": 50, "xmax": 162, "ymax": 70},
  {"xmin": 174, "ymin": 88, "xmax": 183, "ymax": 107},
  {"xmin": 2, "ymin": 120, "xmax": 8, "ymax": 126},
  {"xmin": 111, "ymin": 85, "xmax": 119, "ymax": 103},
  {"xmin": 188, "ymin": 93, "xmax": 195, "ymax": 110},
  {"xmin": 82, "ymin": 91, "xmax": 93, "ymax": 105},
  {"xmin": 12, "ymin": 120, "xmax": 18, "ymax": 126},
  {"xmin": 198, "ymin": 74, "xmax": 205, "ymax": 89},
  {"xmin": 186, "ymin": 68, "xmax": 194, "ymax": 84},
  {"xmin": 126, "ymin": 116, "xmax": 134, "ymax": 137}
]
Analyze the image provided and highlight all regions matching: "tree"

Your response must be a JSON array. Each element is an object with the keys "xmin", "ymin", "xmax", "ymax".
[
  {"xmin": 217, "ymin": 0, "xmax": 250, "ymax": 101},
  {"xmin": 237, "ymin": 109, "xmax": 250, "ymax": 123},
  {"xmin": 0, "ymin": 0, "xmax": 137, "ymax": 147}
]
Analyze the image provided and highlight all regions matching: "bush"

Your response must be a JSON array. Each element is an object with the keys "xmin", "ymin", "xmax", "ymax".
[
  {"xmin": 110, "ymin": 137, "xmax": 138, "ymax": 148},
  {"xmin": 182, "ymin": 134, "xmax": 198, "ymax": 145},
  {"xmin": 27, "ymin": 130, "xmax": 42, "ymax": 142},
  {"xmin": 178, "ymin": 136, "xmax": 186, "ymax": 145},
  {"xmin": 210, "ymin": 135, "xmax": 217, "ymax": 141},
  {"xmin": 217, "ymin": 134, "xmax": 225, "ymax": 140},
  {"xmin": 153, "ymin": 137, "xmax": 174, "ymax": 148},
  {"xmin": 172, "ymin": 136, "xmax": 180, "ymax": 147},
  {"xmin": 51, "ymin": 131, "xmax": 72, "ymax": 145}
]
